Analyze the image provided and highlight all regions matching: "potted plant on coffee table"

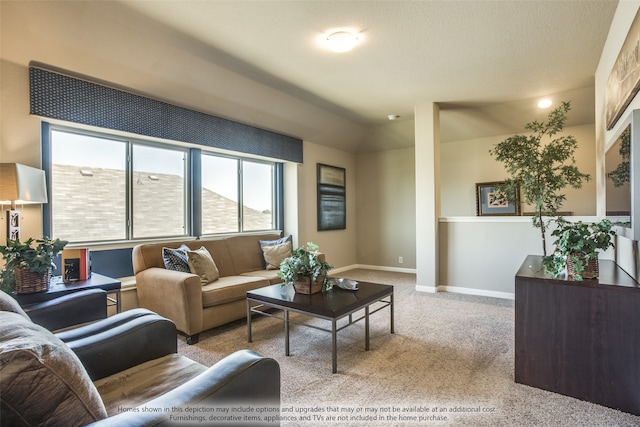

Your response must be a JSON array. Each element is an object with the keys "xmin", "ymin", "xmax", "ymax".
[
  {"xmin": 278, "ymin": 242, "xmax": 333, "ymax": 294},
  {"xmin": 543, "ymin": 218, "xmax": 615, "ymax": 280},
  {"xmin": 0, "ymin": 237, "xmax": 68, "ymax": 294}
]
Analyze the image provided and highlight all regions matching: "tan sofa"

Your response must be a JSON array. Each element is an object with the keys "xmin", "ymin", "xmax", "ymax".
[{"xmin": 132, "ymin": 233, "xmax": 285, "ymax": 344}]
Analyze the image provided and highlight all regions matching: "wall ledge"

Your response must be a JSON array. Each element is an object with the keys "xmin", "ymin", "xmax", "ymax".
[{"xmin": 440, "ymin": 216, "xmax": 600, "ymax": 223}]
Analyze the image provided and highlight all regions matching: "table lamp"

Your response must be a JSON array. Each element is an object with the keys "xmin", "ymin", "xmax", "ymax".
[{"xmin": 0, "ymin": 163, "xmax": 48, "ymax": 242}]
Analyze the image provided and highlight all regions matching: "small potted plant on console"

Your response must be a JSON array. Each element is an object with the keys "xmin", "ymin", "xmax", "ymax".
[
  {"xmin": 278, "ymin": 242, "xmax": 333, "ymax": 294},
  {"xmin": 543, "ymin": 218, "xmax": 615, "ymax": 280},
  {"xmin": 0, "ymin": 237, "xmax": 68, "ymax": 294}
]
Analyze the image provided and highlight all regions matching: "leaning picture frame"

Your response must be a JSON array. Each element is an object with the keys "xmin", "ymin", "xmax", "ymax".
[{"xmin": 476, "ymin": 181, "xmax": 520, "ymax": 216}]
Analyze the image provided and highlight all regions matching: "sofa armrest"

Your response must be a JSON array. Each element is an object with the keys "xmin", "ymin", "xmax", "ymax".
[
  {"xmin": 135, "ymin": 267, "xmax": 204, "ymax": 336},
  {"xmin": 67, "ymin": 313, "xmax": 178, "ymax": 381},
  {"xmin": 86, "ymin": 350, "xmax": 280, "ymax": 427},
  {"xmin": 24, "ymin": 289, "xmax": 107, "ymax": 331}
]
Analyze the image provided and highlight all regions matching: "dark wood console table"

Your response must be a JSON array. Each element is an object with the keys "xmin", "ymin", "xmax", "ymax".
[
  {"xmin": 14, "ymin": 273, "xmax": 122, "ymax": 313},
  {"xmin": 515, "ymin": 255, "xmax": 640, "ymax": 415}
]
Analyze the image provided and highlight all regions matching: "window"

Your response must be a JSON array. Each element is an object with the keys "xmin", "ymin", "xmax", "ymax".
[
  {"xmin": 47, "ymin": 126, "xmax": 277, "ymax": 244},
  {"xmin": 201, "ymin": 154, "xmax": 275, "ymax": 234},
  {"xmin": 51, "ymin": 130, "xmax": 128, "ymax": 242},
  {"xmin": 201, "ymin": 155, "xmax": 239, "ymax": 234},
  {"xmin": 132, "ymin": 144, "xmax": 187, "ymax": 238},
  {"xmin": 242, "ymin": 160, "xmax": 274, "ymax": 231},
  {"xmin": 50, "ymin": 128, "xmax": 188, "ymax": 243}
]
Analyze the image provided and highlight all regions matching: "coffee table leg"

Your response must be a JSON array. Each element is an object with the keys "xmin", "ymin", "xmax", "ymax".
[
  {"xmin": 285, "ymin": 309, "xmax": 290, "ymax": 356},
  {"xmin": 247, "ymin": 299, "xmax": 253, "ymax": 342},
  {"xmin": 332, "ymin": 318, "xmax": 337, "ymax": 373},
  {"xmin": 365, "ymin": 305, "xmax": 370, "ymax": 351},
  {"xmin": 391, "ymin": 293, "xmax": 395, "ymax": 334}
]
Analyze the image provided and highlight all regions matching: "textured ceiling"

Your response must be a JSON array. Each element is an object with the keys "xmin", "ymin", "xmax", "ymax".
[{"xmin": 117, "ymin": 0, "xmax": 618, "ymax": 151}]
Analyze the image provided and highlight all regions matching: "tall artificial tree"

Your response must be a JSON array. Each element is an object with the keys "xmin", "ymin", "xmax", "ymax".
[{"xmin": 489, "ymin": 101, "xmax": 590, "ymax": 256}]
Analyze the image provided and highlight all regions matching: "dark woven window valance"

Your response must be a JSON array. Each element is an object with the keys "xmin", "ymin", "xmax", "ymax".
[{"xmin": 29, "ymin": 66, "xmax": 303, "ymax": 163}]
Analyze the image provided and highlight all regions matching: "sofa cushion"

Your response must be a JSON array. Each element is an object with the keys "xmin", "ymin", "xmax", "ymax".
[
  {"xmin": 228, "ymin": 233, "xmax": 282, "ymax": 274},
  {"xmin": 260, "ymin": 236, "xmax": 293, "ymax": 270},
  {"xmin": 201, "ymin": 276, "xmax": 270, "ymax": 308},
  {"xmin": 187, "ymin": 246, "xmax": 220, "ymax": 285},
  {"xmin": 95, "ymin": 354, "xmax": 206, "ymax": 416},
  {"xmin": 0, "ymin": 311, "xmax": 107, "ymax": 426},
  {"xmin": 241, "ymin": 270, "xmax": 283, "ymax": 285},
  {"xmin": 162, "ymin": 245, "xmax": 191, "ymax": 273},
  {"xmin": 0, "ymin": 289, "xmax": 30, "ymax": 320}
]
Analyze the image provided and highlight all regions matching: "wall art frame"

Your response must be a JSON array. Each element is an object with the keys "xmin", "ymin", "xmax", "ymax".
[
  {"xmin": 476, "ymin": 181, "xmax": 521, "ymax": 216},
  {"xmin": 317, "ymin": 164, "xmax": 346, "ymax": 231},
  {"xmin": 605, "ymin": 8, "xmax": 640, "ymax": 131}
]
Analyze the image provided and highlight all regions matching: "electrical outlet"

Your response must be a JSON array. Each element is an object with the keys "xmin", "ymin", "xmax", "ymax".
[{"xmin": 398, "ymin": 256, "xmax": 403, "ymax": 264}]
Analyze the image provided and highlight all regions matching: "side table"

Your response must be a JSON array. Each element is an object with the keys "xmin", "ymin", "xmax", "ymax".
[{"xmin": 14, "ymin": 273, "xmax": 122, "ymax": 313}]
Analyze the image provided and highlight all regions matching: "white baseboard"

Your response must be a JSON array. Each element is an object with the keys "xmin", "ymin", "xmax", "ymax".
[
  {"xmin": 435, "ymin": 285, "xmax": 514, "ymax": 300},
  {"xmin": 333, "ymin": 264, "xmax": 514, "ymax": 300},
  {"xmin": 332, "ymin": 264, "xmax": 417, "ymax": 274}
]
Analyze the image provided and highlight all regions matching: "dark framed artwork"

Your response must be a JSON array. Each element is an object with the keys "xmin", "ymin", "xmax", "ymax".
[
  {"xmin": 476, "ymin": 181, "xmax": 520, "ymax": 216},
  {"xmin": 606, "ymin": 8, "xmax": 640, "ymax": 130},
  {"xmin": 317, "ymin": 164, "xmax": 346, "ymax": 231}
]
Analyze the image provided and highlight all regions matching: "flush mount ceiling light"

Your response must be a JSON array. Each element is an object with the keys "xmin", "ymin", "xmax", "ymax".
[
  {"xmin": 326, "ymin": 31, "xmax": 359, "ymax": 53},
  {"xmin": 537, "ymin": 99, "xmax": 553, "ymax": 109}
]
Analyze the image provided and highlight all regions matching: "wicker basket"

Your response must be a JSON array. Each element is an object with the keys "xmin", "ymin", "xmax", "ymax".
[
  {"xmin": 15, "ymin": 267, "xmax": 51, "ymax": 294},
  {"xmin": 566, "ymin": 254, "xmax": 599, "ymax": 279},
  {"xmin": 293, "ymin": 275, "xmax": 326, "ymax": 294}
]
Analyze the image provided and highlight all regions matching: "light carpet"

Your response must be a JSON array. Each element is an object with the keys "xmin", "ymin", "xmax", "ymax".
[{"xmin": 177, "ymin": 269, "xmax": 640, "ymax": 426}]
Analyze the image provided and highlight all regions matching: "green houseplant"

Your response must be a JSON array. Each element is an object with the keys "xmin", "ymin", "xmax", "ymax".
[
  {"xmin": 0, "ymin": 237, "xmax": 68, "ymax": 293},
  {"xmin": 489, "ymin": 101, "xmax": 591, "ymax": 256},
  {"xmin": 278, "ymin": 242, "xmax": 333, "ymax": 294},
  {"xmin": 543, "ymin": 218, "xmax": 615, "ymax": 280}
]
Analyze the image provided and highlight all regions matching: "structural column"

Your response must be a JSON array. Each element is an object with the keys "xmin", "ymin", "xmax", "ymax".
[{"xmin": 414, "ymin": 102, "xmax": 440, "ymax": 292}]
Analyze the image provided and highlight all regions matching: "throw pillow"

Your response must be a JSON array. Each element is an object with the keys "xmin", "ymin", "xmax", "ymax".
[
  {"xmin": 0, "ymin": 311, "xmax": 107, "ymax": 426},
  {"xmin": 259, "ymin": 236, "xmax": 293, "ymax": 270},
  {"xmin": 162, "ymin": 245, "xmax": 191, "ymax": 273},
  {"xmin": 186, "ymin": 246, "xmax": 220, "ymax": 285}
]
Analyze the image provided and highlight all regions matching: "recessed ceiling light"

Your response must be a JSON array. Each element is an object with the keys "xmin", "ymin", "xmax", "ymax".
[
  {"xmin": 326, "ymin": 31, "xmax": 359, "ymax": 53},
  {"xmin": 387, "ymin": 115, "xmax": 400, "ymax": 121},
  {"xmin": 537, "ymin": 99, "xmax": 552, "ymax": 109}
]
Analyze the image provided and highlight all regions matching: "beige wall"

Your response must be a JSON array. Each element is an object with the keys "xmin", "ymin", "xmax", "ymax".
[
  {"xmin": 441, "ymin": 124, "xmax": 597, "ymax": 217},
  {"xmin": 595, "ymin": 1, "xmax": 640, "ymax": 280},
  {"xmin": 355, "ymin": 147, "xmax": 416, "ymax": 268}
]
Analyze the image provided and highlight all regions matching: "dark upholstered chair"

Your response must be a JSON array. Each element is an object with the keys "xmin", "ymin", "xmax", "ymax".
[{"xmin": 0, "ymin": 290, "xmax": 281, "ymax": 426}]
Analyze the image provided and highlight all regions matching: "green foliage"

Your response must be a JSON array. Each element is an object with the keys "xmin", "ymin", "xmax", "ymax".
[
  {"xmin": 0, "ymin": 237, "xmax": 68, "ymax": 293},
  {"xmin": 607, "ymin": 127, "xmax": 630, "ymax": 187},
  {"xmin": 543, "ymin": 218, "xmax": 615, "ymax": 280},
  {"xmin": 278, "ymin": 242, "xmax": 333, "ymax": 289},
  {"xmin": 489, "ymin": 101, "xmax": 591, "ymax": 256}
]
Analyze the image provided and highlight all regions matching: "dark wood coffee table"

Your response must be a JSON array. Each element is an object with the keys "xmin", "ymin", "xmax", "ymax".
[{"xmin": 246, "ymin": 281, "xmax": 394, "ymax": 373}]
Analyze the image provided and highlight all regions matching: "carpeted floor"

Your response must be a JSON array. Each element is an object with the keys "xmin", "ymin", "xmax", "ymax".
[{"xmin": 178, "ymin": 269, "xmax": 640, "ymax": 426}]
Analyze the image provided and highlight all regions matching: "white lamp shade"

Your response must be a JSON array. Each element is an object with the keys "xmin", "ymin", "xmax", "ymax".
[{"xmin": 0, "ymin": 163, "xmax": 48, "ymax": 205}]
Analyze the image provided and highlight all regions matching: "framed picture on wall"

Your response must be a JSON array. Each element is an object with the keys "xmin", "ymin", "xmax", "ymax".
[
  {"xmin": 476, "ymin": 181, "xmax": 520, "ymax": 216},
  {"xmin": 317, "ymin": 164, "xmax": 346, "ymax": 231},
  {"xmin": 606, "ymin": 8, "xmax": 640, "ymax": 130}
]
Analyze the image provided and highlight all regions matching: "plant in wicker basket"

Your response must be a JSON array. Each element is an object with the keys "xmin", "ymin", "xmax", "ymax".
[
  {"xmin": 278, "ymin": 242, "xmax": 333, "ymax": 294},
  {"xmin": 543, "ymin": 218, "xmax": 615, "ymax": 280},
  {"xmin": 0, "ymin": 237, "xmax": 68, "ymax": 294}
]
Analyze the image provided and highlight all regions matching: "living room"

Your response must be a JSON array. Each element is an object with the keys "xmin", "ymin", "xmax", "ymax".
[{"xmin": 2, "ymin": 0, "xmax": 640, "ymax": 425}]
